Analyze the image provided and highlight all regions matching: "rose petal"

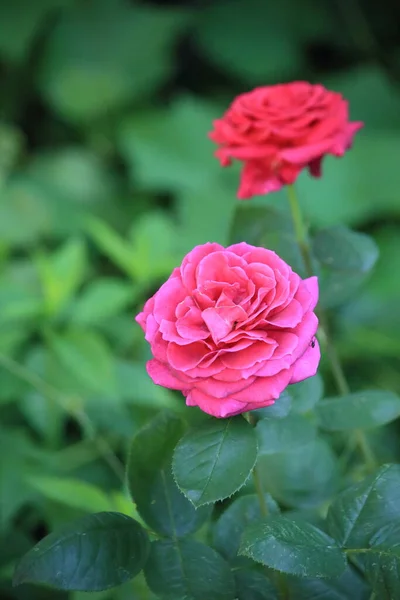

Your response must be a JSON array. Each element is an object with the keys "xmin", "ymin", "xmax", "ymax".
[
  {"xmin": 265, "ymin": 298, "xmax": 304, "ymax": 328},
  {"xmin": 146, "ymin": 360, "xmax": 188, "ymax": 390},
  {"xmin": 186, "ymin": 388, "xmax": 249, "ymax": 418},
  {"xmin": 292, "ymin": 312, "xmax": 319, "ymax": 360},
  {"xmin": 167, "ymin": 341, "xmax": 208, "ymax": 371},
  {"xmin": 221, "ymin": 340, "xmax": 276, "ymax": 369},
  {"xmin": 180, "ymin": 243, "xmax": 223, "ymax": 290},
  {"xmin": 153, "ymin": 275, "xmax": 186, "ymax": 323},
  {"xmin": 290, "ymin": 339, "xmax": 321, "ymax": 383},
  {"xmin": 194, "ymin": 375, "xmax": 256, "ymax": 399},
  {"xmin": 231, "ymin": 368, "xmax": 293, "ymax": 403},
  {"xmin": 202, "ymin": 305, "xmax": 247, "ymax": 344}
]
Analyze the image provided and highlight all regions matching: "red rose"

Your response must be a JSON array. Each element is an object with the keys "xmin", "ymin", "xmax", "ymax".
[
  {"xmin": 209, "ymin": 82, "xmax": 363, "ymax": 199},
  {"xmin": 136, "ymin": 242, "xmax": 320, "ymax": 418}
]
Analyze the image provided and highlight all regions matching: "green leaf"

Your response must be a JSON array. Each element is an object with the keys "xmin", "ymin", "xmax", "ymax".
[
  {"xmin": 256, "ymin": 413, "xmax": 316, "ymax": 455},
  {"xmin": 13, "ymin": 512, "xmax": 150, "ymax": 591},
  {"xmin": 83, "ymin": 396, "xmax": 136, "ymax": 438},
  {"xmin": 324, "ymin": 66, "xmax": 400, "ymax": 130},
  {"xmin": 19, "ymin": 391, "xmax": 63, "ymax": 442},
  {"xmin": 0, "ymin": 281, "xmax": 43, "ymax": 326},
  {"xmin": 251, "ymin": 390, "xmax": 292, "ymax": 420},
  {"xmin": 36, "ymin": 238, "xmax": 87, "ymax": 315},
  {"xmin": 240, "ymin": 516, "xmax": 347, "ymax": 578},
  {"xmin": 316, "ymin": 390, "xmax": 400, "ymax": 431},
  {"xmin": 318, "ymin": 270, "xmax": 369, "ymax": 309},
  {"xmin": 312, "ymin": 226, "xmax": 379, "ymax": 309},
  {"xmin": 0, "ymin": 430, "xmax": 36, "ymax": 529},
  {"xmin": 362, "ymin": 521, "xmax": 400, "ymax": 599},
  {"xmin": 312, "ymin": 226, "xmax": 379, "ymax": 273},
  {"xmin": 337, "ymin": 226, "xmax": 400, "ymax": 351},
  {"xmin": 296, "ymin": 133, "xmax": 400, "ymax": 228},
  {"xmin": 213, "ymin": 494, "xmax": 279, "ymax": 561},
  {"xmin": 127, "ymin": 211, "xmax": 180, "ymax": 283},
  {"xmin": 0, "ymin": 366, "xmax": 29, "ymax": 403},
  {"xmin": 176, "ymin": 184, "xmax": 238, "ymax": 253},
  {"xmin": 0, "ymin": 176, "xmax": 51, "ymax": 246},
  {"xmin": 172, "ymin": 417, "xmax": 258, "ymax": 507},
  {"xmin": 327, "ymin": 464, "xmax": 400, "ymax": 548},
  {"xmin": 194, "ymin": 0, "xmax": 304, "ymax": 84},
  {"xmin": 234, "ymin": 570, "xmax": 278, "ymax": 600},
  {"xmin": 286, "ymin": 566, "xmax": 370, "ymax": 600},
  {"xmin": 86, "ymin": 218, "xmax": 136, "ymax": 279},
  {"xmin": 38, "ymin": 0, "xmax": 191, "ymax": 121},
  {"xmin": 27, "ymin": 475, "xmax": 113, "ymax": 513},
  {"xmin": 27, "ymin": 147, "xmax": 119, "ymax": 206},
  {"xmin": 127, "ymin": 412, "xmax": 210, "ymax": 538},
  {"xmin": 144, "ymin": 539, "xmax": 235, "ymax": 600},
  {"xmin": 0, "ymin": 0, "xmax": 68, "ymax": 62},
  {"xmin": 258, "ymin": 438, "xmax": 339, "ymax": 508},
  {"xmin": 118, "ymin": 96, "xmax": 222, "ymax": 192},
  {"xmin": 47, "ymin": 329, "xmax": 115, "ymax": 395},
  {"xmin": 229, "ymin": 205, "xmax": 305, "ymax": 276},
  {"xmin": 71, "ymin": 278, "xmax": 135, "ymax": 325},
  {"xmin": 115, "ymin": 360, "xmax": 181, "ymax": 411},
  {"xmin": 0, "ymin": 122, "xmax": 23, "ymax": 180},
  {"xmin": 289, "ymin": 375, "xmax": 324, "ymax": 414}
]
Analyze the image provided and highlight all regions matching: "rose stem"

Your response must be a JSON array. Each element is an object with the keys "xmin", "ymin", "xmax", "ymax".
[
  {"xmin": 246, "ymin": 412, "xmax": 292, "ymax": 599},
  {"xmin": 246, "ymin": 411, "xmax": 269, "ymax": 516},
  {"xmin": 286, "ymin": 184, "xmax": 377, "ymax": 471}
]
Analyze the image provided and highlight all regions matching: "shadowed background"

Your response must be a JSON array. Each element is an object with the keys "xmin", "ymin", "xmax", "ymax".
[{"xmin": 1, "ymin": 0, "xmax": 400, "ymax": 598}]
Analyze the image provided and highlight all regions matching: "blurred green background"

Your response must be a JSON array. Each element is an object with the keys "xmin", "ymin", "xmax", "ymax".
[{"xmin": 1, "ymin": 0, "xmax": 400, "ymax": 598}]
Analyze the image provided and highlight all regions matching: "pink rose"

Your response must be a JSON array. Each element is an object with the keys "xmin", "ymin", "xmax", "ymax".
[
  {"xmin": 209, "ymin": 82, "xmax": 363, "ymax": 199},
  {"xmin": 136, "ymin": 242, "xmax": 320, "ymax": 418}
]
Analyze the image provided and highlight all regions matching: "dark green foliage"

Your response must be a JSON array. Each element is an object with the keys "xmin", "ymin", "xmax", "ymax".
[{"xmin": 2, "ymin": 0, "xmax": 400, "ymax": 598}]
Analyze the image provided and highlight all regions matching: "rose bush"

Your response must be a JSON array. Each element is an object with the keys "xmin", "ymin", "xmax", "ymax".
[
  {"xmin": 136, "ymin": 242, "xmax": 320, "ymax": 417},
  {"xmin": 209, "ymin": 81, "xmax": 363, "ymax": 198}
]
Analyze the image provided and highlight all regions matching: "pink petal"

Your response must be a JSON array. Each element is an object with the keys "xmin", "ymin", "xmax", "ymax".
[
  {"xmin": 265, "ymin": 298, "xmax": 304, "ymax": 328},
  {"xmin": 269, "ymin": 332, "xmax": 298, "ymax": 358},
  {"xmin": 143, "ymin": 314, "xmax": 158, "ymax": 344},
  {"xmin": 212, "ymin": 365, "xmax": 261, "ymax": 381},
  {"xmin": 135, "ymin": 296, "xmax": 155, "ymax": 330},
  {"xmin": 255, "ymin": 355, "xmax": 294, "ymax": 377},
  {"xmin": 186, "ymin": 388, "xmax": 248, "ymax": 418},
  {"xmin": 292, "ymin": 312, "xmax": 319, "ymax": 361},
  {"xmin": 226, "ymin": 241, "xmax": 255, "ymax": 257},
  {"xmin": 279, "ymin": 139, "xmax": 333, "ymax": 164},
  {"xmin": 231, "ymin": 369, "xmax": 293, "ymax": 403},
  {"xmin": 245, "ymin": 398, "xmax": 276, "ymax": 412},
  {"xmin": 193, "ymin": 375, "xmax": 256, "ymax": 399},
  {"xmin": 293, "ymin": 276, "xmax": 319, "ymax": 313},
  {"xmin": 153, "ymin": 275, "xmax": 186, "ymax": 323},
  {"xmin": 302, "ymin": 276, "xmax": 319, "ymax": 311},
  {"xmin": 221, "ymin": 340, "xmax": 276, "ymax": 369},
  {"xmin": 196, "ymin": 251, "xmax": 247, "ymax": 288},
  {"xmin": 202, "ymin": 305, "xmax": 247, "ymax": 344},
  {"xmin": 146, "ymin": 360, "xmax": 188, "ymax": 390},
  {"xmin": 237, "ymin": 160, "xmax": 284, "ymax": 199},
  {"xmin": 290, "ymin": 339, "xmax": 321, "ymax": 384},
  {"xmin": 176, "ymin": 306, "xmax": 210, "ymax": 343},
  {"xmin": 167, "ymin": 341, "xmax": 208, "ymax": 371},
  {"xmin": 184, "ymin": 361, "xmax": 225, "ymax": 378},
  {"xmin": 180, "ymin": 243, "xmax": 223, "ymax": 290}
]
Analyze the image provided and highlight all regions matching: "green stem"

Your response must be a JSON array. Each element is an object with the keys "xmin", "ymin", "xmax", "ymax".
[
  {"xmin": 246, "ymin": 412, "xmax": 269, "ymax": 517},
  {"xmin": 286, "ymin": 185, "xmax": 377, "ymax": 471},
  {"xmin": 286, "ymin": 184, "xmax": 314, "ymax": 276},
  {"xmin": 245, "ymin": 414, "xmax": 292, "ymax": 598},
  {"xmin": 253, "ymin": 467, "xmax": 269, "ymax": 517},
  {"xmin": 0, "ymin": 352, "xmax": 126, "ymax": 483}
]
